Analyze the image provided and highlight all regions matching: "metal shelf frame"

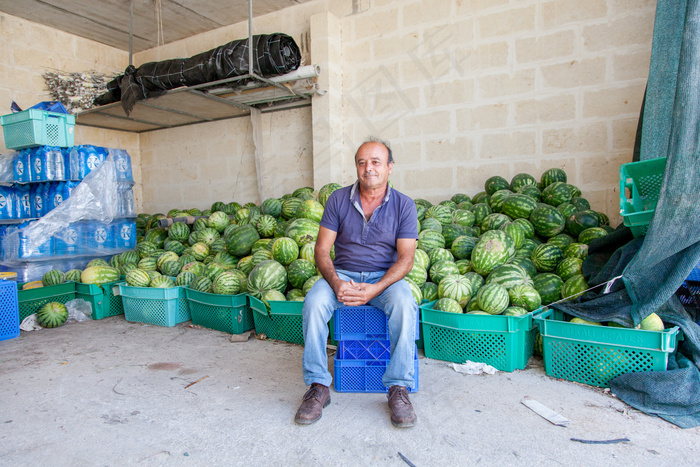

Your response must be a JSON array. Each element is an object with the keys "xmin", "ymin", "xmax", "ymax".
[{"xmin": 76, "ymin": 0, "xmax": 313, "ymax": 133}]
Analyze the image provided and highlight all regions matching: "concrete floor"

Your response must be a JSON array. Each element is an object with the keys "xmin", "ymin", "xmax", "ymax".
[{"xmin": 1, "ymin": 317, "xmax": 700, "ymax": 466}]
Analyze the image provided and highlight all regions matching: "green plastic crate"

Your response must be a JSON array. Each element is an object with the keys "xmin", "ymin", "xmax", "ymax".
[
  {"xmin": 533, "ymin": 308, "xmax": 680, "ymax": 388},
  {"xmin": 185, "ymin": 288, "xmax": 254, "ymax": 334},
  {"xmin": 249, "ymin": 296, "xmax": 304, "ymax": 345},
  {"xmin": 419, "ymin": 301, "xmax": 536, "ymax": 372},
  {"xmin": 1, "ymin": 108, "xmax": 75, "ymax": 149},
  {"xmin": 74, "ymin": 280, "xmax": 124, "ymax": 320},
  {"xmin": 619, "ymin": 157, "xmax": 666, "ymax": 237},
  {"xmin": 117, "ymin": 282, "xmax": 190, "ymax": 327},
  {"xmin": 17, "ymin": 282, "xmax": 76, "ymax": 322}
]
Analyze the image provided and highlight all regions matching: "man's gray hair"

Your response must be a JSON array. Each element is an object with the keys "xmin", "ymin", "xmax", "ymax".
[{"xmin": 357, "ymin": 137, "xmax": 394, "ymax": 164}]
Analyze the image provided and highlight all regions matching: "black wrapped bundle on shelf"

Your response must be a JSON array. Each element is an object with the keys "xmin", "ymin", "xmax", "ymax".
[{"xmin": 94, "ymin": 33, "xmax": 301, "ymax": 115}]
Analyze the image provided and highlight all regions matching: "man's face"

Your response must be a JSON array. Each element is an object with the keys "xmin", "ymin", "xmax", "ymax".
[{"xmin": 355, "ymin": 142, "xmax": 393, "ymax": 191}]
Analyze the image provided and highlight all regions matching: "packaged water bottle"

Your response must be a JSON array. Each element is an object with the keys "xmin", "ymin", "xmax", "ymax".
[
  {"xmin": 48, "ymin": 146, "xmax": 65, "ymax": 181},
  {"xmin": 13, "ymin": 149, "xmax": 30, "ymax": 183},
  {"xmin": 0, "ymin": 186, "xmax": 14, "ymax": 219},
  {"xmin": 64, "ymin": 180, "xmax": 80, "ymax": 199},
  {"xmin": 41, "ymin": 182, "xmax": 52, "ymax": 216},
  {"xmin": 114, "ymin": 219, "xmax": 137, "ymax": 249},
  {"xmin": 51, "ymin": 181, "xmax": 66, "ymax": 210},
  {"xmin": 67, "ymin": 146, "xmax": 81, "ymax": 180},
  {"xmin": 14, "ymin": 184, "xmax": 31, "ymax": 219},
  {"xmin": 18, "ymin": 220, "xmax": 53, "ymax": 259},
  {"xmin": 113, "ymin": 149, "xmax": 134, "ymax": 181},
  {"xmin": 54, "ymin": 221, "xmax": 82, "ymax": 257},
  {"xmin": 31, "ymin": 146, "xmax": 51, "ymax": 181},
  {"xmin": 80, "ymin": 145, "xmax": 107, "ymax": 179}
]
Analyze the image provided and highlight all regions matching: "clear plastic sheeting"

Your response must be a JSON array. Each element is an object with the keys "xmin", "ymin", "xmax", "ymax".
[
  {"xmin": 1, "ymin": 153, "xmax": 135, "ymax": 262},
  {"xmin": 0, "ymin": 154, "xmax": 14, "ymax": 183}
]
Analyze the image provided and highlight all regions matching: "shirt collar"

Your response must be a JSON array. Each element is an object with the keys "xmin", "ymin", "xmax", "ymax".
[{"xmin": 349, "ymin": 180, "xmax": 392, "ymax": 203}]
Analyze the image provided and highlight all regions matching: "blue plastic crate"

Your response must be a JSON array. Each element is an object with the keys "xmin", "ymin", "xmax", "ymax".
[
  {"xmin": 1, "ymin": 109, "xmax": 75, "ymax": 149},
  {"xmin": 0, "ymin": 281, "xmax": 19, "ymax": 341},
  {"xmin": 333, "ymin": 305, "xmax": 420, "ymax": 341},
  {"xmin": 117, "ymin": 282, "xmax": 190, "ymax": 327},
  {"xmin": 337, "ymin": 339, "xmax": 391, "ymax": 360},
  {"xmin": 333, "ymin": 350, "xmax": 419, "ymax": 393}
]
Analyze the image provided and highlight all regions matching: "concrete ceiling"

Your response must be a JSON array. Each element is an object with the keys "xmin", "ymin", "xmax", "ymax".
[{"xmin": 0, "ymin": 0, "xmax": 313, "ymax": 53}]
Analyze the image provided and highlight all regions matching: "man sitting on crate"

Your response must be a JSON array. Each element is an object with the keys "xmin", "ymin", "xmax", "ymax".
[{"xmin": 295, "ymin": 138, "xmax": 419, "ymax": 428}]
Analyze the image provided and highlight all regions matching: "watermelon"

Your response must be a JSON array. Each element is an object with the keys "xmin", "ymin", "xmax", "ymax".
[
  {"xmin": 281, "ymin": 197, "xmax": 302, "ymax": 219},
  {"xmin": 518, "ymin": 185, "xmax": 542, "ymax": 202},
  {"xmin": 424, "ymin": 205, "xmax": 453, "ymax": 225},
  {"xmin": 224, "ymin": 201, "xmax": 242, "ymax": 215},
  {"xmin": 255, "ymin": 214, "xmax": 277, "ymax": 238},
  {"xmin": 561, "ymin": 274, "xmax": 588, "ymax": 301},
  {"xmin": 64, "ymin": 269, "xmax": 82, "ymax": 283},
  {"xmin": 567, "ymin": 185, "xmax": 582, "ymax": 198},
  {"xmin": 465, "ymin": 298, "xmax": 482, "ymax": 312},
  {"xmin": 226, "ymin": 224, "xmax": 260, "ymax": 257},
  {"xmin": 212, "ymin": 271, "xmax": 241, "ymax": 295},
  {"xmin": 541, "ymin": 181, "xmax": 572, "ymax": 207},
  {"xmin": 120, "ymin": 263, "xmax": 137, "ymax": 275},
  {"xmin": 251, "ymin": 239, "xmax": 272, "ymax": 254},
  {"xmin": 441, "ymin": 224, "xmax": 465, "ymax": 248},
  {"xmin": 510, "ymin": 173, "xmax": 537, "ymax": 192},
  {"xmin": 237, "ymin": 256, "xmax": 254, "ymax": 275},
  {"xmin": 207, "ymin": 211, "xmax": 230, "ymax": 233},
  {"xmin": 509, "ymin": 257, "xmax": 537, "ymax": 279},
  {"xmin": 415, "ymin": 204, "xmax": 427, "ymax": 222},
  {"xmin": 36, "ymin": 302, "xmax": 69, "ymax": 328},
  {"xmin": 126, "ymin": 269, "xmax": 151, "ymax": 287},
  {"xmin": 557, "ymin": 203, "xmax": 578, "ymax": 219},
  {"xmin": 160, "ymin": 260, "xmax": 183, "ymax": 277},
  {"xmin": 155, "ymin": 251, "xmax": 178, "ymax": 270},
  {"xmin": 512, "ymin": 218, "xmax": 535, "ymax": 239},
  {"xmin": 429, "ymin": 260, "xmax": 460, "ymax": 285},
  {"xmin": 213, "ymin": 251, "xmax": 238, "ymax": 269},
  {"xmin": 287, "ymin": 259, "xmax": 317, "ymax": 289},
  {"xmin": 456, "ymin": 201, "xmax": 473, "ymax": 211},
  {"xmin": 211, "ymin": 201, "xmax": 226, "ymax": 212},
  {"xmin": 109, "ymin": 254, "xmax": 122, "ymax": 269},
  {"xmin": 87, "ymin": 258, "xmax": 109, "ymax": 268},
  {"xmin": 563, "ymin": 243, "xmax": 589, "ymax": 260},
  {"xmin": 507, "ymin": 284, "xmax": 541, "ymax": 312},
  {"xmin": 302, "ymin": 275, "xmax": 322, "ymax": 296},
  {"xmin": 261, "ymin": 198, "xmax": 283, "ymax": 217},
  {"xmin": 533, "ymin": 273, "xmax": 564, "ymax": 305},
  {"xmin": 182, "ymin": 261, "xmax": 206, "ymax": 277},
  {"xmin": 406, "ymin": 264, "xmax": 428, "ymax": 287},
  {"xmin": 439, "ymin": 200, "xmax": 458, "ymax": 211},
  {"xmin": 470, "ymin": 203, "xmax": 492, "ymax": 225},
  {"xmin": 485, "ymin": 175, "xmax": 510, "ymax": 195},
  {"xmin": 120, "ymin": 250, "xmax": 141, "ymax": 264},
  {"xmin": 299, "ymin": 242, "xmax": 316, "ymax": 265},
  {"xmin": 501, "ymin": 222, "xmax": 525, "ymax": 249},
  {"xmin": 190, "ymin": 242, "xmax": 210, "ymax": 261},
  {"xmin": 286, "ymin": 288, "xmax": 305, "ymax": 301},
  {"xmin": 488, "ymin": 189, "xmax": 513, "ymax": 213},
  {"xmin": 486, "ymin": 264, "xmax": 531, "ymax": 290},
  {"xmin": 414, "ymin": 248, "xmax": 431, "ymax": 270},
  {"xmin": 202, "ymin": 262, "xmax": 225, "ymax": 282},
  {"xmin": 271, "ymin": 237, "xmax": 299, "ymax": 266},
  {"xmin": 432, "ymin": 297, "xmax": 463, "ymax": 314},
  {"xmin": 570, "ymin": 197, "xmax": 590, "ymax": 211},
  {"xmin": 529, "ymin": 205, "xmax": 566, "ymax": 238},
  {"xmin": 546, "ymin": 233, "xmax": 574, "ymax": 250},
  {"xmin": 481, "ymin": 213, "xmax": 510, "ymax": 231},
  {"xmin": 428, "ymin": 247, "xmax": 454, "ymax": 265},
  {"xmin": 293, "ymin": 187, "xmax": 314, "ymax": 198},
  {"xmin": 531, "ymin": 243, "xmax": 564, "ymax": 272},
  {"xmin": 455, "ymin": 259, "xmax": 472, "ymax": 274},
  {"xmin": 470, "ymin": 231, "xmax": 515, "ymax": 276},
  {"xmin": 420, "ymin": 282, "xmax": 439, "ymax": 302},
  {"xmin": 247, "ymin": 260, "xmax": 288, "ymax": 300},
  {"xmin": 150, "ymin": 276, "xmax": 175, "ymax": 288},
  {"xmin": 164, "ymin": 239, "xmax": 186, "ymax": 255},
  {"xmin": 285, "ymin": 218, "xmax": 320, "ymax": 246},
  {"xmin": 556, "ymin": 257, "xmax": 583, "ymax": 282},
  {"xmin": 452, "ymin": 209, "xmax": 476, "ymax": 228},
  {"xmin": 81, "ymin": 266, "xmax": 119, "ymax": 285},
  {"xmin": 438, "ymin": 274, "xmax": 473, "ymax": 308},
  {"xmin": 404, "ymin": 277, "xmax": 423, "ymax": 305},
  {"xmin": 417, "ymin": 229, "xmax": 446, "ymax": 254},
  {"xmin": 502, "ymin": 193, "xmax": 537, "ymax": 219},
  {"xmin": 251, "ymin": 249, "xmax": 273, "ymax": 266},
  {"xmin": 540, "ymin": 168, "xmax": 567, "ymax": 188},
  {"xmin": 503, "ymin": 306, "xmax": 529, "ymax": 316},
  {"xmin": 420, "ymin": 217, "xmax": 443, "ymax": 233},
  {"xmin": 463, "ymin": 272, "xmax": 485, "ymax": 294},
  {"xmin": 578, "ymin": 227, "xmax": 608, "ymax": 245},
  {"xmin": 476, "ymin": 282, "xmax": 509, "ymax": 315},
  {"xmin": 450, "ymin": 235, "xmax": 477, "ymax": 260},
  {"xmin": 190, "ymin": 276, "xmax": 213, "ymax": 293},
  {"xmin": 42, "ymin": 269, "xmax": 65, "ymax": 286},
  {"xmin": 234, "ymin": 208, "xmax": 251, "ymax": 225},
  {"xmin": 175, "ymin": 271, "xmax": 196, "ymax": 287},
  {"xmin": 297, "ymin": 199, "xmax": 325, "ymax": 223},
  {"xmin": 566, "ymin": 210, "xmax": 600, "ymax": 237},
  {"xmin": 319, "ymin": 183, "xmax": 342, "ymax": 207}
]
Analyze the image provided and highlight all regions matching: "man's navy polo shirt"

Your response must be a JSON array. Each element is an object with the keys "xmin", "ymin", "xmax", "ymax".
[{"xmin": 320, "ymin": 181, "xmax": 418, "ymax": 272}]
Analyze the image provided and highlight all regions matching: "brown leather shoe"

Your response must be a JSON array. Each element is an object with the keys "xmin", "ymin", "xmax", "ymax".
[
  {"xmin": 294, "ymin": 383, "xmax": 331, "ymax": 425},
  {"xmin": 387, "ymin": 385, "xmax": 416, "ymax": 428}
]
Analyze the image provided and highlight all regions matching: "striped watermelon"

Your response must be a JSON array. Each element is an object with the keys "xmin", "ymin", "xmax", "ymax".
[
  {"xmin": 451, "ymin": 193, "xmax": 471, "ymax": 204},
  {"xmin": 302, "ymin": 275, "xmax": 322, "ymax": 296},
  {"xmin": 298, "ymin": 242, "xmax": 316, "ymax": 265},
  {"xmin": 529, "ymin": 205, "xmax": 566, "ymax": 238},
  {"xmin": 429, "ymin": 260, "xmax": 460, "ymax": 285},
  {"xmin": 213, "ymin": 251, "xmax": 238, "ymax": 269},
  {"xmin": 226, "ymin": 224, "xmax": 260, "ymax": 257},
  {"xmin": 541, "ymin": 181, "xmax": 572, "ymax": 207},
  {"xmin": 319, "ymin": 183, "xmax": 342, "ymax": 207},
  {"xmin": 255, "ymin": 215, "xmax": 277, "ymax": 238},
  {"xmin": 502, "ymin": 193, "xmax": 538, "ymax": 219},
  {"xmin": 561, "ymin": 274, "xmax": 588, "ymax": 301},
  {"xmin": 420, "ymin": 282, "xmax": 439, "ymax": 302},
  {"xmin": 404, "ymin": 277, "xmax": 423, "ymax": 305},
  {"xmin": 251, "ymin": 249, "xmax": 273, "ymax": 266},
  {"xmin": 297, "ymin": 199, "xmax": 325, "ymax": 223},
  {"xmin": 190, "ymin": 242, "xmax": 210, "ymax": 261},
  {"xmin": 420, "ymin": 217, "xmax": 443, "ymax": 233},
  {"xmin": 181, "ymin": 261, "xmax": 206, "ymax": 277},
  {"xmin": 285, "ymin": 218, "xmax": 320, "ymax": 246},
  {"xmin": 261, "ymin": 198, "xmax": 283, "ymax": 217},
  {"xmin": 203, "ymin": 262, "xmax": 226, "ymax": 282},
  {"xmin": 414, "ymin": 248, "xmax": 431, "ymax": 270},
  {"xmin": 510, "ymin": 173, "xmax": 537, "ymax": 192},
  {"xmin": 287, "ymin": 259, "xmax": 316, "ymax": 289},
  {"xmin": 150, "ymin": 276, "xmax": 175, "ymax": 288},
  {"xmin": 531, "ymin": 243, "xmax": 564, "ymax": 272},
  {"xmin": 540, "ymin": 168, "xmax": 567, "ymax": 188},
  {"xmin": 481, "ymin": 213, "xmax": 510, "ymax": 232},
  {"xmin": 501, "ymin": 222, "xmax": 525, "ymax": 249},
  {"xmin": 507, "ymin": 284, "xmax": 541, "ymax": 312},
  {"xmin": 470, "ymin": 231, "xmax": 515, "ymax": 276},
  {"xmin": 175, "ymin": 271, "xmax": 196, "ymax": 287},
  {"xmin": 212, "ymin": 271, "xmax": 241, "ymax": 295},
  {"xmin": 512, "ymin": 218, "xmax": 535, "ymax": 239},
  {"xmin": 234, "ymin": 208, "xmax": 251, "ymax": 225},
  {"xmin": 252, "ymin": 239, "xmax": 272, "ymax": 253},
  {"xmin": 156, "ymin": 251, "xmax": 179, "ymax": 270},
  {"xmin": 441, "ymin": 224, "xmax": 465, "ymax": 249},
  {"xmin": 42, "ymin": 269, "xmax": 65, "ymax": 286},
  {"xmin": 475, "ymin": 282, "xmax": 509, "ymax": 315},
  {"xmin": 237, "ymin": 256, "xmax": 254, "ymax": 275},
  {"xmin": 452, "ymin": 209, "xmax": 476, "ymax": 228},
  {"xmin": 438, "ymin": 274, "xmax": 473, "ymax": 308},
  {"xmin": 488, "ymin": 189, "xmax": 513, "ymax": 213},
  {"xmin": 36, "ymin": 302, "xmax": 68, "ymax": 328},
  {"xmin": 207, "ymin": 211, "xmax": 230, "ymax": 233},
  {"xmin": 470, "ymin": 203, "xmax": 492, "ymax": 226},
  {"xmin": 578, "ymin": 227, "xmax": 608, "ymax": 244},
  {"xmin": 509, "ymin": 257, "xmax": 538, "ymax": 279},
  {"xmin": 547, "ymin": 233, "xmax": 574, "ymax": 250},
  {"xmin": 565, "ymin": 210, "xmax": 600, "ymax": 237},
  {"xmin": 191, "ymin": 276, "xmax": 213, "ymax": 293},
  {"xmin": 432, "ymin": 298, "xmax": 463, "ymax": 314},
  {"xmin": 126, "ymin": 269, "xmax": 151, "ymax": 287},
  {"xmin": 556, "ymin": 257, "xmax": 583, "ymax": 282},
  {"xmin": 286, "ymin": 288, "xmax": 305, "ymax": 300},
  {"xmin": 424, "ymin": 205, "xmax": 453, "ymax": 225},
  {"xmin": 281, "ymin": 197, "xmax": 302, "ymax": 219},
  {"xmin": 563, "ymin": 243, "xmax": 589, "ymax": 260},
  {"xmin": 557, "ymin": 203, "xmax": 578, "ymax": 219},
  {"xmin": 428, "ymin": 248, "xmax": 454, "ymax": 265},
  {"xmin": 164, "ymin": 239, "xmax": 185, "ymax": 255},
  {"xmin": 417, "ymin": 229, "xmax": 446, "ymax": 254},
  {"xmin": 533, "ymin": 273, "xmax": 564, "ymax": 305},
  {"xmin": 64, "ymin": 269, "xmax": 82, "ymax": 283},
  {"xmin": 160, "ymin": 260, "xmax": 182, "ymax": 277},
  {"xmin": 485, "ymin": 175, "xmax": 510, "ymax": 195},
  {"xmin": 120, "ymin": 249, "xmax": 141, "ymax": 264},
  {"xmin": 137, "ymin": 257, "xmax": 157, "ymax": 271},
  {"xmin": 455, "ymin": 259, "xmax": 472, "ymax": 274},
  {"xmin": 518, "ymin": 185, "xmax": 542, "ymax": 202},
  {"xmin": 450, "ymin": 235, "xmax": 477, "ymax": 260},
  {"xmin": 406, "ymin": 264, "xmax": 428, "ymax": 287},
  {"xmin": 247, "ymin": 260, "xmax": 288, "ymax": 300},
  {"xmin": 463, "ymin": 272, "xmax": 485, "ymax": 295},
  {"xmin": 503, "ymin": 306, "xmax": 529, "ymax": 316},
  {"xmin": 486, "ymin": 264, "xmax": 531, "ymax": 290},
  {"xmin": 271, "ymin": 237, "xmax": 299, "ymax": 265}
]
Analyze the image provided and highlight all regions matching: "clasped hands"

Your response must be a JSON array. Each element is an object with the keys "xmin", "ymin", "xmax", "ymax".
[{"xmin": 335, "ymin": 279, "xmax": 377, "ymax": 306}]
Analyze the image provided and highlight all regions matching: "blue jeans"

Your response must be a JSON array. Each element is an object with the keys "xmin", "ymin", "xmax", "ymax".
[{"xmin": 302, "ymin": 269, "xmax": 417, "ymax": 388}]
